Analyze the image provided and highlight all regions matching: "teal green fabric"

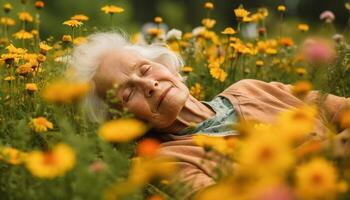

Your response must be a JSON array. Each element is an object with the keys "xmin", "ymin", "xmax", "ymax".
[{"xmin": 177, "ymin": 96, "xmax": 238, "ymax": 136}]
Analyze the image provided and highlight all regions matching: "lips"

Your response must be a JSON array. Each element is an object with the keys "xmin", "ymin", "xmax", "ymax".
[{"xmin": 157, "ymin": 86, "xmax": 173, "ymax": 110}]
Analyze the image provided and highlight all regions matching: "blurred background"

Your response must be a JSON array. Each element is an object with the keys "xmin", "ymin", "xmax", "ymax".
[{"xmin": 1, "ymin": 0, "xmax": 349, "ymax": 39}]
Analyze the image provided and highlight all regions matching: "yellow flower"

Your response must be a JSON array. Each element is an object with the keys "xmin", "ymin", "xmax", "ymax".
[
  {"xmin": 101, "ymin": 5, "xmax": 124, "ymax": 14},
  {"xmin": 70, "ymin": 14, "xmax": 89, "ymax": 22},
  {"xmin": 190, "ymin": 83, "xmax": 205, "ymax": 101},
  {"xmin": 277, "ymin": 5, "xmax": 286, "ymax": 12},
  {"xmin": 193, "ymin": 134, "xmax": 237, "ymax": 155},
  {"xmin": 234, "ymin": 6, "xmax": 250, "ymax": 21},
  {"xmin": 42, "ymin": 81, "xmax": 91, "ymax": 104},
  {"xmin": 13, "ymin": 30, "xmax": 34, "ymax": 40},
  {"xmin": 298, "ymin": 24, "xmax": 309, "ymax": 32},
  {"xmin": 3, "ymin": 3, "xmax": 12, "ymax": 13},
  {"xmin": 18, "ymin": 11, "xmax": 33, "ymax": 22},
  {"xmin": 98, "ymin": 118, "xmax": 148, "ymax": 143},
  {"xmin": 266, "ymin": 48, "xmax": 277, "ymax": 55},
  {"xmin": 257, "ymin": 7, "xmax": 269, "ymax": 19},
  {"xmin": 6, "ymin": 44, "xmax": 27, "ymax": 54},
  {"xmin": 221, "ymin": 27, "xmax": 236, "ymax": 35},
  {"xmin": 29, "ymin": 117, "xmax": 53, "ymax": 133},
  {"xmin": 345, "ymin": 3, "xmax": 350, "ymax": 11},
  {"xmin": 4, "ymin": 76, "xmax": 15, "ymax": 81},
  {"xmin": 181, "ymin": 66, "xmax": 193, "ymax": 73},
  {"xmin": 292, "ymin": 80, "xmax": 313, "ymax": 97},
  {"xmin": 210, "ymin": 67, "xmax": 227, "ymax": 82},
  {"xmin": 154, "ymin": 16, "xmax": 163, "ymax": 24},
  {"xmin": 16, "ymin": 63, "xmax": 33, "ymax": 76},
  {"xmin": 25, "ymin": 143, "xmax": 76, "ymax": 179},
  {"xmin": 201, "ymin": 18, "xmax": 216, "ymax": 29},
  {"xmin": 279, "ymin": 37, "xmax": 294, "ymax": 47},
  {"xmin": 0, "ymin": 17, "xmax": 16, "ymax": 26},
  {"xmin": 204, "ymin": 2, "xmax": 214, "ymax": 10},
  {"xmin": 147, "ymin": 28, "xmax": 163, "ymax": 38},
  {"xmin": 73, "ymin": 37, "xmax": 87, "ymax": 45},
  {"xmin": 295, "ymin": 158, "xmax": 339, "ymax": 200},
  {"xmin": 62, "ymin": 34, "xmax": 73, "ymax": 43},
  {"xmin": 39, "ymin": 42, "xmax": 53, "ymax": 54},
  {"xmin": 238, "ymin": 131, "xmax": 294, "ymax": 175},
  {"xmin": 26, "ymin": 83, "xmax": 38, "ymax": 92},
  {"xmin": 1, "ymin": 53, "xmax": 17, "ymax": 64},
  {"xmin": 0, "ymin": 147, "xmax": 27, "ymax": 165},
  {"xmin": 255, "ymin": 60, "xmax": 264, "ymax": 68},
  {"xmin": 276, "ymin": 105, "xmax": 317, "ymax": 143},
  {"xmin": 296, "ymin": 67, "xmax": 307, "ymax": 76},
  {"xmin": 63, "ymin": 19, "xmax": 83, "ymax": 27},
  {"xmin": 340, "ymin": 109, "xmax": 350, "ymax": 129}
]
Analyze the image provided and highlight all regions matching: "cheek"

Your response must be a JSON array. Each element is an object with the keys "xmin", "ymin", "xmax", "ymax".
[{"xmin": 126, "ymin": 99, "xmax": 152, "ymax": 120}]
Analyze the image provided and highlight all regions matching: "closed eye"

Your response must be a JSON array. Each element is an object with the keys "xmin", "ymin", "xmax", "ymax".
[
  {"xmin": 140, "ymin": 65, "xmax": 151, "ymax": 76},
  {"xmin": 123, "ymin": 87, "xmax": 134, "ymax": 103}
]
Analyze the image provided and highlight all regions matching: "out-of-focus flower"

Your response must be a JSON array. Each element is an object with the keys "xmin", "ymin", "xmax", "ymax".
[
  {"xmin": 4, "ymin": 76, "xmax": 15, "ymax": 81},
  {"xmin": 62, "ymin": 34, "xmax": 73, "ymax": 43},
  {"xmin": 332, "ymin": 34, "xmax": 344, "ymax": 44},
  {"xmin": 296, "ymin": 67, "xmax": 307, "ymax": 76},
  {"xmin": 26, "ymin": 83, "xmax": 38, "ymax": 92},
  {"xmin": 340, "ymin": 109, "xmax": 350, "ymax": 129},
  {"xmin": 277, "ymin": 105, "xmax": 317, "ymax": 143},
  {"xmin": 277, "ymin": 5, "xmax": 286, "ymax": 12},
  {"xmin": 3, "ymin": 3, "xmax": 12, "ymax": 13},
  {"xmin": 39, "ymin": 42, "xmax": 53, "ymax": 54},
  {"xmin": 42, "ymin": 81, "xmax": 91, "ymax": 104},
  {"xmin": 154, "ymin": 16, "xmax": 163, "ymax": 24},
  {"xmin": 89, "ymin": 160, "xmax": 106, "ymax": 173},
  {"xmin": 204, "ymin": 2, "xmax": 214, "ymax": 10},
  {"xmin": 16, "ymin": 63, "xmax": 33, "ymax": 76},
  {"xmin": 34, "ymin": 1, "xmax": 44, "ymax": 9},
  {"xmin": 70, "ymin": 14, "xmax": 89, "ymax": 22},
  {"xmin": 147, "ymin": 28, "xmax": 163, "ymax": 38},
  {"xmin": 18, "ymin": 11, "xmax": 33, "ymax": 22},
  {"xmin": 320, "ymin": 10, "xmax": 335, "ymax": 23},
  {"xmin": 190, "ymin": 83, "xmax": 205, "ymax": 101},
  {"xmin": 0, "ymin": 17, "xmax": 15, "ymax": 26},
  {"xmin": 25, "ymin": 143, "xmax": 76, "ymax": 179},
  {"xmin": 101, "ymin": 5, "xmax": 124, "ymax": 15},
  {"xmin": 279, "ymin": 37, "xmax": 294, "ymax": 47},
  {"xmin": 292, "ymin": 80, "xmax": 313, "ymax": 97},
  {"xmin": 202, "ymin": 18, "xmax": 216, "ymax": 29},
  {"xmin": 13, "ymin": 30, "xmax": 34, "ymax": 40},
  {"xmin": 0, "ymin": 147, "xmax": 27, "ymax": 165},
  {"xmin": 73, "ymin": 36, "xmax": 87, "ymax": 45},
  {"xmin": 29, "ymin": 117, "xmax": 53, "ymax": 133},
  {"xmin": 346, "ymin": 3, "xmax": 350, "ymax": 11},
  {"xmin": 193, "ymin": 134, "xmax": 237, "ymax": 155},
  {"xmin": 301, "ymin": 38, "xmax": 336, "ymax": 64},
  {"xmin": 256, "ymin": 60, "xmax": 264, "ymax": 68},
  {"xmin": 20, "ymin": 0, "xmax": 28, "ymax": 5},
  {"xmin": 181, "ymin": 66, "xmax": 193, "ymax": 74},
  {"xmin": 221, "ymin": 27, "xmax": 236, "ymax": 35},
  {"xmin": 192, "ymin": 26, "xmax": 206, "ymax": 37},
  {"xmin": 234, "ymin": 6, "xmax": 250, "ymax": 22},
  {"xmin": 166, "ymin": 28, "xmax": 182, "ymax": 41},
  {"xmin": 63, "ymin": 19, "xmax": 83, "ymax": 27},
  {"xmin": 298, "ymin": 24, "xmax": 309, "ymax": 32},
  {"xmin": 98, "ymin": 118, "xmax": 148, "ymax": 143},
  {"xmin": 136, "ymin": 138, "xmax": 161, "ymax": 157},
  {"xmin": 295, "ymin": 158, "xmax": 341, "ymax": 200}
]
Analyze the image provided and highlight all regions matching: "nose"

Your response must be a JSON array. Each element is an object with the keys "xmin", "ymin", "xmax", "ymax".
[{"xmin": 133, "ymin": 77, "xmax": 159, "ymax": 97}]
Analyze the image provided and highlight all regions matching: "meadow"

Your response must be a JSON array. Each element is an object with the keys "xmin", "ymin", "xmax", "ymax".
[{"xmin": 0, "ymin": 1, "xmax": 350, "ymax": 200}]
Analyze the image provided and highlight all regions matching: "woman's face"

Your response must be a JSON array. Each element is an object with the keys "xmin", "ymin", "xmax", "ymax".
[{"xmin": 95, "ymin": 49, "xmax": 189, "ymax": 128}]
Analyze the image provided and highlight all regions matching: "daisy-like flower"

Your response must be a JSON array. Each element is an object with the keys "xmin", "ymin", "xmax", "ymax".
[
  {"xmin": 204, "ymin": 2, "xmax": 214, "ymax": 10},
  {"xmin": 277, "ymin": 5, "xmax": 286, "ymax": 12},
  {"xmin": 3, "ymin": 3, "xmax": 12, "ymax": 13},
  {"xmin": 29, "ymin": 117, "xmax": 53, "ymax": 133},
  {"xmin": 154, "ymin": 16, "xmax": 163, "ymax": 24},
  {"xmin": 101, "ymin": 5, "xmax": 124, "ymax": 15},
  {"xmin": 18, "ymin": 11, "xmax": 33, "ymax": 22},
  {"xmin": 320, "ymin": 10, "xmax": 335, "ymax": 23},
  {"xmin": 42, "ymin": 81, "xmax": 91, "ymax": 104},
  {"xmin": 298, "ymin": 24, "xmax": 309, "ymax": 32},
  {"xmin": 63, "ymin": 19, "xmax": 83, "ymax": 27},
  {"xmin": 166, "ymin": 29, "xmax": 182, "ymax": 41},
  {"xmin": 34, "ymin": 1, "xmax": 45, "ymax": 9},
  {"xmin": 25, "ymin": 143, "xmax": 76, "ymax": 179},
  {"xmin": 13, "ymin": 29, "xmax": 34, "ymax": 40},
  {"xmin": 70, "ymin": 14, "xmax": 89, "ymax": 22},
  {"xmin": 0, "ymin": 17, "xmax": 16, "ymax": 26},
  {"xmin": 295, "ymin": 158, "xmax": 342, "ymax": 200},
  {"xmin": 26, "ymin": 83, "xmax": 38, "ymax": 92},
  {"xmin": 39, "ymin": 42, "xmax": 53, "ymax": 54},
  {"xmin": 234, "ymin": 6, "xmax": 250, "ymax": 22},
  {"xmin": 0, "ymin": 147, "xmax": 27, "ymax": 165},
  {"xmin": 98, "ymin": 118, "xmax": 148, "ymax": 143},
  {"xmin": 221, "ymin": 27, "xmax": 236, "ymax": 35}
]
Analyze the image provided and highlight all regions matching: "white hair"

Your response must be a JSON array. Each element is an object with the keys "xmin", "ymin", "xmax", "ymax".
[{"xmin": 70, "ymin": 32, "xmax": 184, "ymax": 123}]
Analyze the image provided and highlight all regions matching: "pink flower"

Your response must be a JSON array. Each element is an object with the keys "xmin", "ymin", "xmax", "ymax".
[
  {"xmin": 301, "ymin": 38, "xmax": 336, "ymax": 64},
  {"xmin": 320, "ymin": 10, "xmax": 335, "ymax": 23},
  {"xmin": 89, "ymin": 161, "xmax": 106, "ymax": 173}
]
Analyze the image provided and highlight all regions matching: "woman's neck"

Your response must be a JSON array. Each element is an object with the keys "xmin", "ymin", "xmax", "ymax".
[{"xmin": 158, "ymin": 95, "xmax": 215, "ymax": 134}]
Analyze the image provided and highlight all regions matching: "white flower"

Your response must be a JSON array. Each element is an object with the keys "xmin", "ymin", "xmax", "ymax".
[
  {"xmin": 192, "ymin": 26, "xmax": 206, "ymax": 37},
  {"xmin": 166, "ymin": 29, "xmax": 182, "ymax": 41}
]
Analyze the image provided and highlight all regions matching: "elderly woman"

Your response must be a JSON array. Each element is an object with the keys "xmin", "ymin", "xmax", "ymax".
[{"xmin": 71, "ymin": 32, "xmax": 350, "ymax": 198}]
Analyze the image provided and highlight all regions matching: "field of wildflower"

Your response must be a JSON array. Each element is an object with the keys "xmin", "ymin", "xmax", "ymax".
[{"xmin": 1, "ymin": 1, "xmax": 350, "ymax": 200}]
